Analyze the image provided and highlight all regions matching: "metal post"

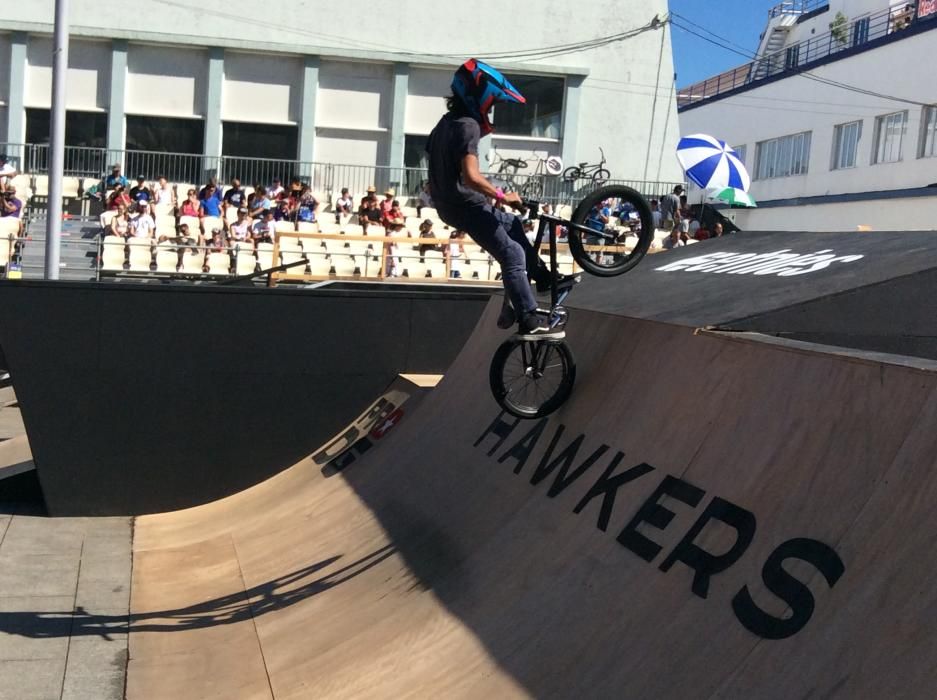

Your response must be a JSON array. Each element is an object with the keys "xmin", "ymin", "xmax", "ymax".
[{"xmin": 45, "ymin": 0, "xmax": 69, "ymax": 280}]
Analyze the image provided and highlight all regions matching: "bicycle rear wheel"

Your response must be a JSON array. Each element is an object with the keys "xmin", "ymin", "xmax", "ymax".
[
  {"xmin": 490, "ymin": 338, "xmax": 575, "ymax": 419},
  {"xmin": 567, "ymin": 184, "xmax": 654, "ymax": 277}
]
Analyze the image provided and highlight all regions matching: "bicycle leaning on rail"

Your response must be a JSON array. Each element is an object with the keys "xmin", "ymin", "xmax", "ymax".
[
  {"xmin": 562, "ymin": 147, "xmax": 610, "ymax": 185},
  {"xmin": 517, "ymin": 153, "xmax": 564, "ymax": 199},
  {"xmin": 489, "ymin": 184, "xmax": 653, "ymax": 419}
]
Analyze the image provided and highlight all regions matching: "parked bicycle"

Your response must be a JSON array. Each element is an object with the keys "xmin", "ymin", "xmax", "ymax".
[
  {"xmin": 489, "ymin": 184, "xmax": 653, "ymax": 419},
  {"xmin": 486, "ymin": 147, "xmax": 529, "ymax": 183},
  {"xmin": 562, "ymin": 147, "xmax": 610, "ymax": 184},
  {"xmin": 518, "ymin": 153, "xmax": 564, "ymax": 199}
]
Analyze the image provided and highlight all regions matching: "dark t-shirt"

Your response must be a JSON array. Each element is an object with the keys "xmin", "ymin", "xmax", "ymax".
[
  {"xmin": 427, "ymin": 113, "xmax": 487, "ymax": 214},
  {"xmin": 129, "ymin": 185, "xmax": 150, "ymax": 203},
  {"xmin": 224, "ymin": 188, "xmax": 245, "ymax": 208}
]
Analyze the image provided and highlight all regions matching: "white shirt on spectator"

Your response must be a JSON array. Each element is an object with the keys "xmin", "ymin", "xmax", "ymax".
[
  {"xmin": 130, "ymin": 213, "xmax": 156, "ymax": 238},
  {"xmin": 268, "ymin": 184, "xmax": 284, "ymax": 199},
  {"xmin": 155, "ymin": 186, "xmax": 174, "ymax": 206},
  {"xmin": 251, "ymin": 219, "xmax": 273, "ymax": 237},
  {"xmin": 230, "ymin": 220, "xmax": 251, "ymax": 241}
]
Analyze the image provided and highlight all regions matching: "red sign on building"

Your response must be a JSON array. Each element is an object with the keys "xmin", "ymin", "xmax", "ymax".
[{"xmin": 920, "ymin": 0, "xmax": 937, "ymax": 19}]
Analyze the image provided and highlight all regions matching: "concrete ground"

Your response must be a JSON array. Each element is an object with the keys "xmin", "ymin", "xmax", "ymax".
[{"xmin": 0, "ymin": 385, "xmax": 131, "ymax": 699}]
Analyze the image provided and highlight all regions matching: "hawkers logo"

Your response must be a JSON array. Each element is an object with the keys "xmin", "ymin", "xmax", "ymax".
[
  {"xmin": 474, "ymin": 412, "xmax": 845, "ymax": 640},
  {"xmin": 655, "ymin": 249, "xmax": 864, "ymax": 277}
]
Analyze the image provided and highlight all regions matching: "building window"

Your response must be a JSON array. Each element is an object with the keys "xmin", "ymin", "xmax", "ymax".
[
  {"xmin": 754, "ymin": 131, "xmax": 811, "ymax": 180},
  {"xmin": 495, "ymin": 74, "xmax": 564, "ymax": 139},
  {"xmin": 921, "ymin": 106, "xmax": 937, "ymax": 159},
  {"xmin": 732, "ymin": 144, "xmax": 747, "ymax": 165},
  {"xmin": 872, "ymin": 111, "xmax": 907, "ymax": 164},
  {"xmin": 852, "ymin": 17, "xmax": 870, "ymax": 46},
  {"xmin": 785, "ymin": 45, "xmax": 800, "ymax": 70},
  {"xmin": 222, "ymin": 122, "xmax": 299, "ymax": 187},
  {"xmin": 24, "ymin": 108, "xmax": 108, "ymax": 175},
  {"xmin": 831, "ymin": 121, "xmax": 862, "ymax": 170},
  {"xmin": 126, "ymin": 115, "xmax": 206, "ymax": 183}
]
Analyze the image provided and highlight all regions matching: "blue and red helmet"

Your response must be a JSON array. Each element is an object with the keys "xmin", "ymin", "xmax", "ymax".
[{"xmin": 451, "ymin": 58, "xmax": 526, "ymax": 136}]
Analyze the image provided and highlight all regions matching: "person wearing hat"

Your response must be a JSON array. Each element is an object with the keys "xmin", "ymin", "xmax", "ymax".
[
  {"xmin": 379, "ymin": 188, "xmax": 396, "ymax": 228},
  {"xmin": 358, "ymin": 188, "xmax": 380, "ymax": 234},
  {"xmin": 130, "ymin": 200, "xmax": 156, "ymax": 238},
  {"xmin": 104, "ymin": 163, "xmax": 128, "ymax": 191},
  {"xmin": 384, "ymin": 217, "xmax": 407, "ymax": 277},
  {"xmin": 129, "ymin": 176, "xmax": 151, "ymax": 205},
  {"xmin": 659, "ymin": 184, "xmax": 684, "ymax": 234}
]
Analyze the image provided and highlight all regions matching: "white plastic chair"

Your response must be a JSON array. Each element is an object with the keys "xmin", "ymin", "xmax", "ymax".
[
  {"xmin": 127, "ymin": 238, "xmax": 154, "ymax": 272},
  {"xmin": 206, "ymin": 252, "xmax": 231, "ymax": 275},
  {"xmin": 100, "ymin": 236, "xmax": 126, "ymax": 271}
]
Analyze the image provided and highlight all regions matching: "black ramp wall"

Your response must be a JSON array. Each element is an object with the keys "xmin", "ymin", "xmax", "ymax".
[{"xmin": 0, "ymin": 281, "xmax": 492, "ymax": 516}]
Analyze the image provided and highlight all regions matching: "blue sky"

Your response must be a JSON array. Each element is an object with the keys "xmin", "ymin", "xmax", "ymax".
[{"xmin": 668, "ymin": 0, "xmax": 779, "ymax": 87}]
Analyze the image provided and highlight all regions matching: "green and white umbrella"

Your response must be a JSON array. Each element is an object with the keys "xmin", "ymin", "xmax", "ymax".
[{"xmin": 707, "ymin": 186, "xmax": 757, "ymax": 208}]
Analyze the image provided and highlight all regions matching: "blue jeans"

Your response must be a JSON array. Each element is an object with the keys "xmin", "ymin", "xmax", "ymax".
[{"xmin": 438, "ymin": 203, "xmax": 546, "ymax": 316}]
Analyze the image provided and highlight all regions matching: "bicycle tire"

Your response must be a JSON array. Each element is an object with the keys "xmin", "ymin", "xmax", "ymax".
[
  {"xmin": 562, "ymin": 167, "xmax": 581, "ymax": 182},
  {"xmin": 520, "ymin": 179, "xmax": 543, "ymax": 199},
  {"xmin": 593, "ymin": 168, "xmax": 611, "ymax": 184},
  {"xmin": 490, "ymin": 338, "xmax": 576, "ymax": 419},
  {"xmin": 567, "ymin": 184, "xmax": 654, "ymax": 277}
]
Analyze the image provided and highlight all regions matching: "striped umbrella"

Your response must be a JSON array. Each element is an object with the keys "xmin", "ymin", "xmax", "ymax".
[
  {"xmin": 676, "ymin": 134, "xmax": 751, "ymax": 191},
  {"xmin": 707, "ymin": 186, "xmax": 757, "ymax": 208}
]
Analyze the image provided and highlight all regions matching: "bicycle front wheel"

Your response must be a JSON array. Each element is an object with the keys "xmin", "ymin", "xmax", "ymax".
[
  {"xmin": 567, "ymin": 184, "xmax": 654, "ymax": 277},
  {"xmin": 490, "ymin": 338, "xmax": 576, "ymax": 419},
  {"xmin": 520, "ymin": 179, "xmax": 543, "ymax": 199},
  {"xmin": 593, "ymin": 168, "xmax": 611, "ymax": 184}
]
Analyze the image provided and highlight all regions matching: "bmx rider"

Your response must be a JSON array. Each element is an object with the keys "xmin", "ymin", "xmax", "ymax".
[{"xmin": 427, "ymin": 58, "xmax": 576, "ymax": 336}]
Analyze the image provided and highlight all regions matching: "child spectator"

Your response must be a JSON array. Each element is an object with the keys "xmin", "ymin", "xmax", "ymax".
[
  {"xmin": 448, "ymin": 229, "xmax": 466, "ymax": 278},
  {"xmin": 334, "ymin": 187, "xmax": 354, "ymax": 223},
  {"xmin": 384, "ymin": 199, "xmax": 403, "ymax": 233},
  {"xmin": 207, "ymin": 227, "xmax": 228, "ymax": 253}
]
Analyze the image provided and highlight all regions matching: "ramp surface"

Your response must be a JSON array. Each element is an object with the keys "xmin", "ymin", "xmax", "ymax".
[{"xmin": 127, "ymin": 297, "xmax": 937, "ymax": 698}]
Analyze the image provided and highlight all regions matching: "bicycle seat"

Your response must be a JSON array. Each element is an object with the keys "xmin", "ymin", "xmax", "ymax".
[
  {"xmin": 507, "ymin": 159, "xmax": 527, "ymax": 168},
  {"xmin": 578, "ymin": 162, "xmax": 588, "ymax": 168}
]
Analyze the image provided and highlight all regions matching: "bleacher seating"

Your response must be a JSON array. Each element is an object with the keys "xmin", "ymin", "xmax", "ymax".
[
  {"xmin": 127, "ymin": 238, "xmax": 154, "ymax": 272},
  {"xmin": 234, "ymin": 250, "xmax": 257, "ymax": 276},
  {"xmin": 206, "ymin": 252, "xmax": 231, "ymax": 276},
  {"xmin": 100, "ymin": 236, "xmax": 126, "ymax": 272}
]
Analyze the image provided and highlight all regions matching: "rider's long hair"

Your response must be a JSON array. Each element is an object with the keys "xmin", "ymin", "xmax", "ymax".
[{"xmin": 445, "ymin": 93, "xmax": 470, "ymax": 117}]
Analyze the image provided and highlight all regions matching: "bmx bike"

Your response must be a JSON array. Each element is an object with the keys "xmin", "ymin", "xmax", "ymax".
[
  {"xmin": 517, "ymin": 153, "xmax": 564, "ymax": 199},
  {"xmin": 489, "ymin": 184, "xmax": 654, "ymax": 419},
  {"xmin": 562, "ymin": 147, "xmax": 610, "ymax": 185}
]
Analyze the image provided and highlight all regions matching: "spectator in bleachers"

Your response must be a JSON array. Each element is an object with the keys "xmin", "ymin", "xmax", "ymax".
[
  {"xmin": 448, "ymin": 229, "xmax": 466, "ymax": 278},
  {"xmin": 130, "ymin": 201, "xmax": 156, "ymax": 238},
  {"xmin": 384, "ymin": 218, "xmax": 406, "ymax": 277},
  {"xmin": 129, "ymin": 176, "xmax": 151, "ymax": 206},
  {"xmin": 198, "ymin": 176, "xmax": 218, "ymax": 200},
  {"xmin": 273, "ymin": 198, "xmax": 294, "ymax": 222},
  {"xmin": 359, "ymin": 195, "xmax": 382, "ymax": 234},
  {"xmin": 296, "ymin": 189, "xmax": 318, "ymax": 224},
  {"xmin": 335, "ymin": 187, "xmax": 354, "ymax": 223},
  {"xmin": 1, "ymin": 187, "xmax": 23, "ymax": 221},
  {"xmin": 649, "ymin": 199, "xmax": 662, "ymax": 229},
  {"xmin": 522, "ymin": 219, "xmax": 536, "ymax": 244},
  {"xmin": 199, "ymin": 182, "xmax": 224, "ymax": 218},
  {"xmin": 207, "ymin": 227, "xmax": 228, "ymax": 253},
  {"xmin": 268, "ymin": 178, "xmax": 285, "ymax": 200},
  {"xmin": 180, "ymin": 189, "xmax": 201, "ymax": 218},
  {"xmin": 105, "ymin": 164, "xmax": 129, "ymax": 190},
  {"xmin": 107, "ymin": 185, "xmax": 132, "ymax": 212},
  {"xmin": 660, "ymin": 228, "xmax": 686, "ymax": 250},
  {"xmin": 248, "ymin": 186, "xmax": 273, "ymax": 218},
  {"xmin": 417, "ymin": 182, "xmax": 434, "ymax": 217},
  {"xmin": 251, "ymin": 210, "xmax": 276, "ymax": 244},
  {"xmin": 153, "ymin": 177, "xmax": 176, "ymax": 209},
  {"xmin": 223, "ymin": 178, "xmax": 246, "ymax": 213},
  {"xmin": 229, "ymin": 208, "xmax": 252, "ymax": 245},
  {"xmin": 384, "ymin": 199, "xmax": 404, "ymax": 233},
  {"xmin": 0, "ymin": 154, "xmax": 18, "ymax": 188},
  {"xmin": 108, "ymin": 204, "xmax": 131, "ymax": 238},
  {"xmin": 713, "ymin": 222, "xmax": 724, "ymax": 237},
  {"xmin": 417, "ymin": 219, "xmax": 442, "ymax": 260},
  {"xmin": 167, "ymin": 223, "xmax": 200, "ymax": 270},
  {"xmin": 540, "ymin": 202, "xmax": 554, "ymax": 217},
  {"xmin": 380, "ymin": 189, "xmax": 395, "ymax": 227}
]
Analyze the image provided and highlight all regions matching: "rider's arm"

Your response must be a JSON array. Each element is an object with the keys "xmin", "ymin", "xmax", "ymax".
[{"xmin": 461, "ymin": 154, "xmax": 522, "ymax": 207}]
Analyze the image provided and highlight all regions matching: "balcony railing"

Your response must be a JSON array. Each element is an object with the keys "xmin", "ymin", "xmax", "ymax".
[
  {"xmin": 769, "ymin": 0, "xmax": 829, "ymax": 19},
  {"xmin": 679, "ymin": 2, "xmax": 935, "ymax": 109}
]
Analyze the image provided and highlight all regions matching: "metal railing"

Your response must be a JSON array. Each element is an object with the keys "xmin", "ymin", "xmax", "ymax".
[
  {"xmin": 678, "ymin": 3, "xmax": 936, "ymax": 108},
  {"xmin": 769, "ymin": 0, "xmax": 829, "ymax": 18},
  {"xmin": 0, "ymin": 142, "xmax": 683, "ymax": 208}
]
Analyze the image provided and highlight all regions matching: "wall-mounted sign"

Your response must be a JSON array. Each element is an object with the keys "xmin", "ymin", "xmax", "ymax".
[{"xmin": 919, "ymin": 0, "xmax": 937, "ymax": 19}]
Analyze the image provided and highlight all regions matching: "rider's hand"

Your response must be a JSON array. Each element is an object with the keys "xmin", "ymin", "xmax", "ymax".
[{"xmin": 502, "ymin": 191, "xmax": 524, "ymax": 211}]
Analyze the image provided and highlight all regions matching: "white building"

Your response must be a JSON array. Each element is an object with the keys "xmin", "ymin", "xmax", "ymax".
[
  {"xmin": 678, "ymin": 0, "xmax": 937, "ymax": 231},
  {"xmin": 0, "ymin": 0, "xmax": 684, "ymax": 197}
]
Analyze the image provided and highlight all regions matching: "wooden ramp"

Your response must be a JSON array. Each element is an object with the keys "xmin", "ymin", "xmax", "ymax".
[{"xmin": 129, "ymin": 299, "xmax": 937, "ymax": 699}]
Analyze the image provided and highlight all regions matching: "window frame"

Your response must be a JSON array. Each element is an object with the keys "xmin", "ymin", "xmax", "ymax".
[
  {"xmin": 493, "ymin": 74, "xmax": 565, "ymax": 139},
  {"xmin": 920, "ymin": 105, "xmax": 937, "ymax": 159},
  {"xmin": 831, "ymin": 120, "xmax": 862, "ymax": 171},
  {"xmin": 872, "ymin": 110, "xmax": 907, "ymax": 165},
  {"xmin": 754, "ymin": 131, "xmax": 812, "ymax": 181}
]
